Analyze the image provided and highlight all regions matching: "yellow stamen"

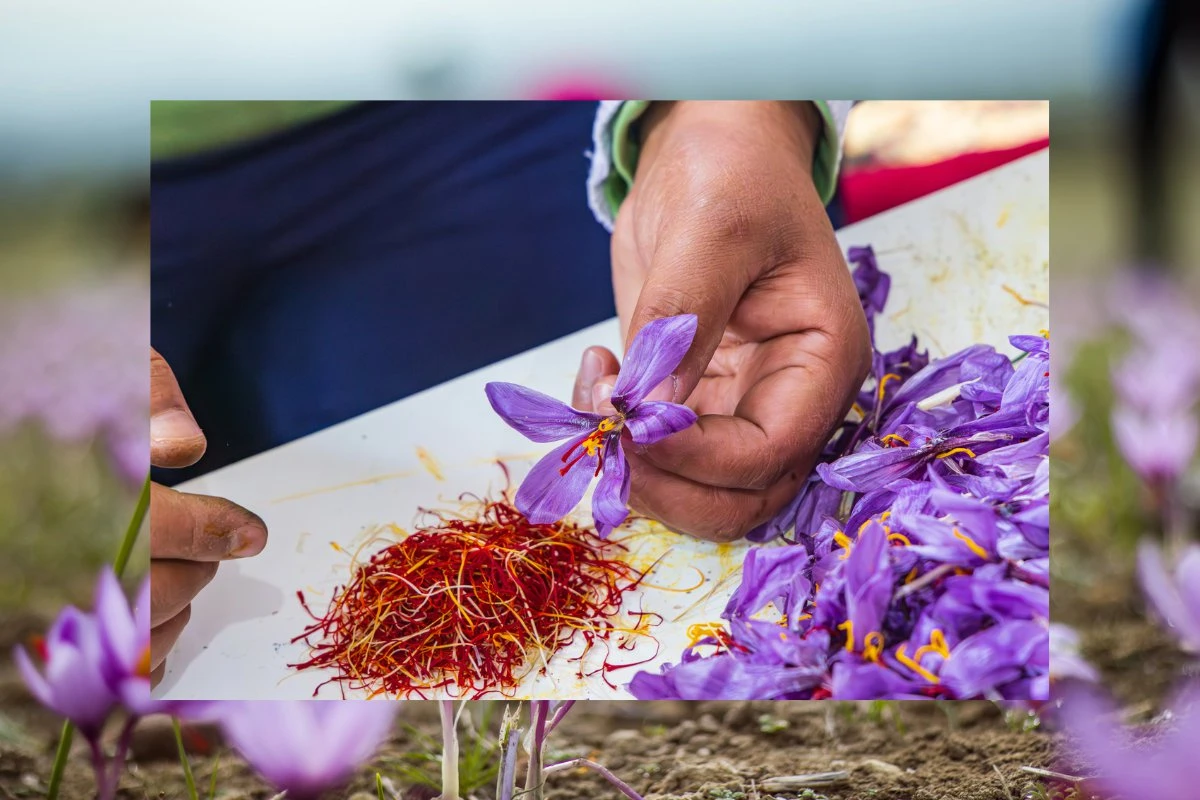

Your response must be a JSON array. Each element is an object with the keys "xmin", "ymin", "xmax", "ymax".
[
  {"xmin": 837, "ymin": 619, "xmax": 854, "ymax": 651},
  {"xmin": 851, "ymin": 402, "xmax": 865, "ymax": 416},
  {"xmin": 952, "ymin": 527, "xmax": 990, "ymax": 560},
  {"xmin": 686, "ymin": 622, "xmax": 726, "ymax": 647},
  {"xmin": 915, "ymin": 629, "xmax": 950, "ymax": 660},
  {"xmin": 833, "ymin": 530, "xmax": 853, "ymax": 559},
  {"xmin": 136, "ymin": 645, "xmax": 152, "ymax": 679},
  {"xmin": 1038, "ymin": 328, "xmax": 1050, "ymax": 339},
  {"xmin": 880, "ymin": 433, "xmax": 910, "ymax": 447},
  {"xmin": 895, "ymin": 643, "xmax": 940, "ymax": 683},
  {"xmin": 877, "ymin": 373, "xmax": 902, "ymax": 400},
  {"xmin": 936, "ymin": 447, "xmax": 976, "ymax": 460},
  {"xmin": 880, "ymin": 510, "xmax": 892, "ymax": 521},
  {"xmin": 887, "ymin": 532, "xmax": 912, "ymax": 546},
  {"xmin": 795, "ymin": 613, "xmax": 812, "ymax": 621},
  {"xmin": 863, "ymin": 631, "xmax": 885, "ymax": 662},
  {"xmin": 597, "ymin": 418, "xmax": 617, "ymax": 432},
  {"xmin": 904, "ymin": 566, "xmax": 919, "ymax": 583}
]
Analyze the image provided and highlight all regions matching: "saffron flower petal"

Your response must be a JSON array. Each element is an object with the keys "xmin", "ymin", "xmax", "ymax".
[
  {"xmin": 624, "ymin": 401, "xmax": 698, "ymax": 444},
  {"xmin": 14, "ymin": 607, "xmax": 118, "ymax": 738},
  {"xmin": 1138, "ymin": 540, "xmax": 1200, "ymax": 653},
  {"xmin": 1061, "ymin": 682, "xmax": 1200, "ymax": 800},
  {"xmin": 611, "ymin": 314, "xmax": 698, "ymax": 408},
  {"xmin": 485, "ymin": 382, "xmax": 599, "ymax": 442},
  {"xmin": 515, "ymin": 438, "xmax": 598, "ymax": 524},
  {"xmin": 591, "ymin": 440, "xmax": 630, "ymax": 537},
  {"xmin": 215, "ymin": 700, "xmax": 399, "ymax": 799}
]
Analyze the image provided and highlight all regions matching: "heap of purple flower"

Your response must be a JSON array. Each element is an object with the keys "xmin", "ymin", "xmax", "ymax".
[{"xmin": 629, "ymin": 246, "xmax": 1050, "ymax": 700}]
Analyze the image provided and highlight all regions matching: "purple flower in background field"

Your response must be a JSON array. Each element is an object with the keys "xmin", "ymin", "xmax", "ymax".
[
  {"xmin": 215, "ymin": 700, "xmax": 400, "ymax": 799},
  {"xmin": 0, "ymin": 278, "xmax": 149, "ymax": 487},
  {"xmin": 13, "ymin": 603, "xmax": 120, "ymax": 739},
  {"xmin": 1112, "ymin": 407, "xmax": 1199, "ymax": 486},
  {"xmin": 1061, "ymin": 682, "xmax": 1200, "ymax": 800},
  {"xmin": 487, "ymin": 315, "xmax": 698, "ymax": 535},
  {"xmin": 1138, "ymin": 540, "xmax": 1200, "ymax": 654}
]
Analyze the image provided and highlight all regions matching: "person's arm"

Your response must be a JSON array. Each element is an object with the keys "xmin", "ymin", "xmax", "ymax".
[{"xmin": 587, "ymin": 100, "xmax": 855, "ymax": 232}]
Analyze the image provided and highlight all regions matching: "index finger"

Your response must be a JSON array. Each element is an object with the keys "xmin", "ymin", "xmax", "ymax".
[{"xmin": 151, "ymin": 347, "xmax": 207, "ymax": 468}]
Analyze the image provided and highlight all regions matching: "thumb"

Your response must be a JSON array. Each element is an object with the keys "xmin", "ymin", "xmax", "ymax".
[{"xmin": 150, "ymin": 348, "xmax": 206, "ymax": 468}]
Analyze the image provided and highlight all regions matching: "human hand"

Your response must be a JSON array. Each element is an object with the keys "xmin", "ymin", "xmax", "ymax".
[
  {"xmin": 149, "ymin": 348, "xmax": 267, "ymax": 685},
  {"xmin": 574, "ymin": 101, "xmax": 871, "ymax": 540}
]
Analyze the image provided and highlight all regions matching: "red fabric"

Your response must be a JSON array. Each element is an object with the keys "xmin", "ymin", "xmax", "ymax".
[{"xmin": 839, "ymin": 137, "xmax": 1049, "ymax": 224}]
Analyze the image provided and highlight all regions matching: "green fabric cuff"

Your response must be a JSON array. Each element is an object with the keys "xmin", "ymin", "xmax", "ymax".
[{"xmin": 604, "ymin": 101, "xmax": 842, "ymax": 219}]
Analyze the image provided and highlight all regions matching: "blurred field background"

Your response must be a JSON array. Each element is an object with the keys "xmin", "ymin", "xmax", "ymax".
[{"xmin": 0, "ymin": 0, "xmax": 1197, "ymax": 753}]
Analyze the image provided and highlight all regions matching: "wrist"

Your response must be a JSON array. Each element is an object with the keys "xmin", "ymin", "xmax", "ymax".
[{"xmin": 637, "ymin": 101, "xmax": 822, "ymax": 176}]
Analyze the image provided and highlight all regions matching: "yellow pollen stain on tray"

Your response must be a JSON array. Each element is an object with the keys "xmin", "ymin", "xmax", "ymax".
[
  {"xmin": 996, "ymin": 207, "xmax": 1011, "ymax": 228},
  {"xmin": 270, "ymin": 469, "xmax": 418, "ymax": 504},
  {"xmin": 416, "ymin": 447, "xmax": 445, "ymax": 481}
]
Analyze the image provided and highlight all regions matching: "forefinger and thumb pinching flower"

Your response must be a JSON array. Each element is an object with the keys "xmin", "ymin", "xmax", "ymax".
[{"xmin": 486, "ymin": 314, "xmax": 699, "ymax": 536}]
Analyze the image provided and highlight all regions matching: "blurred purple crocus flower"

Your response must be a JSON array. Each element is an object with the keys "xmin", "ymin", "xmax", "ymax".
[
  {"xmin": 1138, "ymin": 540, "xmax": 1200, "ymax": 654},
  {"xmin": 1112, "ymin": 407, "xmax": 1198, "ymax": 487},
  {"xmin": 14, "ymin": 604, "xmax": 119, "ymax": 739},
  {"xmin": 215, "ymin": 700, "xmax": 400, "ymax": 799},
  {"xmin": 0, "ymin": 279, "xmax": 149, "ymax": 488},
  {"xmin": 486, "ymin": 315, "xmax": 698, "ymax": 535},
  {"xmin": 1061, "ymin": 682, "xmax": 1200, "ymax": 800},
  {"xmin": 13, "ymin": 568, "xmax": 184, "ymax": 739}
]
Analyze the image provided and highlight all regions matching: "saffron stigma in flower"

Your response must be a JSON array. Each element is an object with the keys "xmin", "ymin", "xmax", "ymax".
[{"xmin": 290, "ymin": 484, "xmax": 657, "ymax": 699}]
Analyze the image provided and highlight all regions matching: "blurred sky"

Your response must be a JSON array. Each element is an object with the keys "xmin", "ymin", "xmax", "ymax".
[{"xmin": 0, "ymin": 0, "xmax": 1147, "ymax": 178}]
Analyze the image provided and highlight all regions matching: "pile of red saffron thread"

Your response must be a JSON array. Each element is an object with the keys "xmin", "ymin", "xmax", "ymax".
[{"xmin": 289, "ymin": 495, "xmax": 658, "ymax": 698}]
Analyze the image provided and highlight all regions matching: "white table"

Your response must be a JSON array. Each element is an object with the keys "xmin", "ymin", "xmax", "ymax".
[{"xmin": 156, "ymin": 150, "xmax": 1048, "ymax": 700}]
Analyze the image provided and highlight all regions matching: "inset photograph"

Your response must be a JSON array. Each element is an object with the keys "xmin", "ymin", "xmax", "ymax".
[{"xmin": 149, "ymin": 100, "xmax": 1050, "ymax": 700}]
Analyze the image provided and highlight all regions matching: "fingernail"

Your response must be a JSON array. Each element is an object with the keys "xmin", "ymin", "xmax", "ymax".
[
  {"xmin": 593, "ymin": 382, "xmax": 615, "ymax": 414},
  {"xmin": 230, "ymin": 525, "xmax": 267, "ymax": 558},
  {"xmin": 579, "ymin": 349, "xmax": 605, "ymax": 388},
  {"xmin": 151, "ymin": 409, "xmax": 202, "ymax": 443},
  {"xmin": 644, "ymin": 377, "xmax": 676, "ymax": 403}
]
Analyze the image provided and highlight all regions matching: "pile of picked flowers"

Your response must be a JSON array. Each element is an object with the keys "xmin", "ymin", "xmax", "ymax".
[{"xmin": 488, "ymin": 246, "xmax": 1050, "ymax": 701}]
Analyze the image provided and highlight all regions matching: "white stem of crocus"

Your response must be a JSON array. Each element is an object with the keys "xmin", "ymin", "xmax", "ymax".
[
  {"xmin": 543, "ymin": 758, "xmax": 646, "ymax": 800},
  {"xmin": 916, "ymin": 378, "xmax": 979, "ymax": 411},
  {"xmin": 523, "ymin": 701, "xmax": 549, "ymax": 800},
  {"xmin": 440, "ymin": 700, "xmax": 460, "ymax": 800}
]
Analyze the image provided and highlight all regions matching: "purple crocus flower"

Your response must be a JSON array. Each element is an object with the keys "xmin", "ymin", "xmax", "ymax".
[
  {"xmin": 215, "ymin": 700, "xmax": 400, "ymax": 799},
  {"xmin": 14, "ymin": 605, "xmax": 119, "ymax": 739},
  {"xmin": 1138, "ymin": 540, "xmax": 1200, "ymax": 653},
  {"xmin": 1112, "ymin": 406, "xmax": 1198, "ymax": 487},
  {"xmin": 1061, "ymin": 682, "xmax": 1200, "ymax": 800},
  {"xmin": 486, "ymin": 315, "xmax": 698, "ymax": 535}
]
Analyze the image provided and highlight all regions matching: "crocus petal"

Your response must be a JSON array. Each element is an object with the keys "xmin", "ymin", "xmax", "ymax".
[
  {"xmin": 485, "ymin": 382, "xmax": 599, "ymax": 443},
  {"xmin": 1060, "ymin": 683, "xmax": 1200, "ymax": 800},
  {"xmin": 12, "ymin": 645, "xmax": 54, "ymax": 708},
  {"xmin": 591, "ymin": 440, "xmax": 630, "ymax": 537},
  {"xmin": 724, "ymin": 545, "xmax": 813, "ymax": 621},
  {"xmin": 624, "ymin": 401, "xmax": 698, "ymax": 444},
  {"xmin": 817, "ymin": 446, "xmax": 923, "ymax": 492},
  {"xmin": 1138, "ymin": 541, "xmax": 1200, "ymax": 652},
  {"xmin": 515, "ymin": 438, "xmax": 599, "ymax": 525},
  {"xmin": 95, "ymin": 569, "xmax": 137, "ymax": 676},
  {"xmin": 611, "ymin": 314, "xmax": 698, "ymax": 408},
  {"xmin": 628, "ymin": 655, "xmax": 820, "ymax": 700}
]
